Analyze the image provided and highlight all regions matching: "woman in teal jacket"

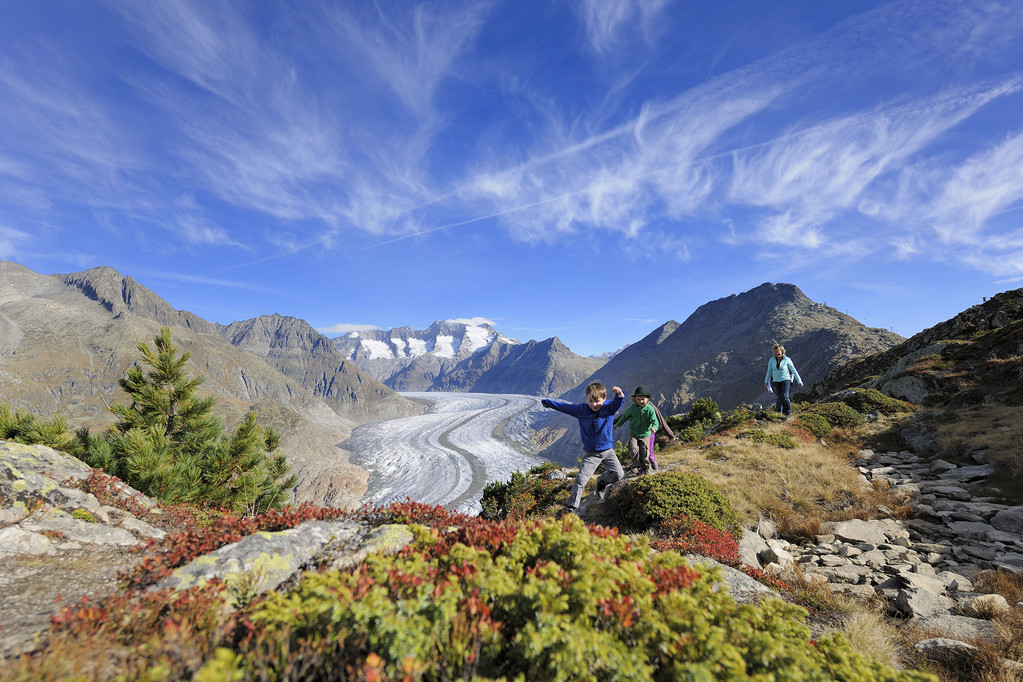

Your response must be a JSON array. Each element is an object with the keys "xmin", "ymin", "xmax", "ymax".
[{"xmin": 764, "ymin": 344, "xmax": 802, "ymax": 417}]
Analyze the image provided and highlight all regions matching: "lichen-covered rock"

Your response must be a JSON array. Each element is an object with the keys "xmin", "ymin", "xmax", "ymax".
[{"xmin": 153, "ymin": 520, "xmax": 413, "ymax": 607}]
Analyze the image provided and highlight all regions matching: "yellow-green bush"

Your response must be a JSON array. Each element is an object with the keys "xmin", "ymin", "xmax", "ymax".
[
  {"xmin": 204, "ymin": 517, "xmax": 932, "ymax": 681},
  {"xmin": 805, "ymin": 402, "xmax": 865, "ymax": 428},
  {"xmin": 737, "ymin": 429, "xmax": 797, "ymax": 449},
  {"xmin": 791, "ymin": 412, "xmax": 831, "ymax": 438},
  {"xmin": 841, "ymin": 388, "xmax": 914, "ymax": 414},
  {"xmin": 604, "ymin": 470, "xmax": 743, "ymax": 538}
]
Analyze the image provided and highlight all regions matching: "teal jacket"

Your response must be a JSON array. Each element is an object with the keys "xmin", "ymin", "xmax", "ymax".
[
  {"xmin": 765, "ymin": 356, "xmax": 802, "ymax": 384},
  {"xmin": 614, "ymin": 402, "xmax": 659, "ymax": 438}
]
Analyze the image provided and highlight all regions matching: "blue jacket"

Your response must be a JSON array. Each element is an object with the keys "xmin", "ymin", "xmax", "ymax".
[
  {"xmin": 765, "ymin": 355, "xmax": 802, "ymax": 384},
  {"xmin": 542, "ymin": 394, "xmax": 624, "ymax": 452}
]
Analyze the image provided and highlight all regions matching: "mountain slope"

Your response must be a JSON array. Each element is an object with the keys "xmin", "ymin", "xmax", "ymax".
[
  {"xmin": 0, "ymin": 261, "xmax": 392, "ymax": 508},
  {"xmin": 806, "ymin": 288, "xmax": 1023, "ymax": 406},
  {"xmin": 439, "ymin": 336, "xmax": 606, "ymax": 396},
  {"xmin": 566, "ymin": 283, "xmax": 903, "ymax": 412},
  {"xmin": 217, "ymin": 314, "xmax": 423, "ymax": 421},
  {"xmin": 535, "ymin": 283, "xmax": 903, "ymax": 463}
]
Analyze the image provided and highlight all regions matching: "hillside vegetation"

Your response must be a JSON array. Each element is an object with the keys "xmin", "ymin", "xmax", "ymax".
[
  {"xmin": 0, "ymin": 389, "xmax": 946, "ymax": 681},
  {"xmin": 5, "ymin": 289, "xmax": 1023, "ymax": 680}
]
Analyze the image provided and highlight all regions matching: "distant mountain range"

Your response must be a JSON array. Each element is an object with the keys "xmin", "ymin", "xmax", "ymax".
[{"xmin": 333, "ymin": 322, "xmax": 605, "ymax": 397}]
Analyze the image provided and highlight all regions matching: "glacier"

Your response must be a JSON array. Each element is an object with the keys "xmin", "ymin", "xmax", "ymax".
[{"xmin": 344, "ymin": 392, "xmax": 547, "ymax": 515}]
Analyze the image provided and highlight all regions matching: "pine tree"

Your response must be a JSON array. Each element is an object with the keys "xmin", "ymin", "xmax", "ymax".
[{"xmin": 72, "ymin": 327, "xmax": 295, "ymax": 513}]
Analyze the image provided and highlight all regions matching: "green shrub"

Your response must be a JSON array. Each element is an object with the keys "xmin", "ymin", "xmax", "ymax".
[
  {"xmin": 68, "ymin": 327, "xmax": 294, "ymax": 514},
  {"xmin": 805, "ymin": 402, "xmax": 865, "ymax": 428},
  {"xmin": 687, "ymin": 397, "xmax": 720, "ymax": 424},
  {"xmin": 840, "ymin": 388, "xmax": 914, "ymax": 414},
  {"xmin": 718, "ymin": 405, "xmax": 756, "ymax": 431},
  {"xmin": 0, "ymin": 405, "xmax": 72, "ymax": 449},
  {"xmin": 791, "ymin": 412, "xmax": 831, "ymax": 438},
  {"xmin": 209, "ymin": 516, "xmax": 930, "ymax": 681},
  {"xmin": 736, "ymin": 430, "xmax": 797, "ymax": 449},
  {"xmin": 480, "ymin": 468, "xmax": 565, "ymax": 520},
  {"xmin": 667, "ymin": 397, "xmax": 721, "ymax": 434},
  {"xmin": 604, "ymin": 470, "xmax": 742, "ymax": 538},
  {"xmin": 528, "ymin": 462, "xmax": 561, "ymax": 476},
  {"xmin": 676, "ymin": 420, "xmax": 711, "ymax": 443},
  {"xmin": 614, "ymin": 440, "xmax": 630, "ymax": 466}
]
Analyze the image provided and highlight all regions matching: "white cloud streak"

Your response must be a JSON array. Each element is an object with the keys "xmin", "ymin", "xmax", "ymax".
[
  {"xmin": 1, "ymin": 0, "xmax": 1022, "ymax": 284},
  {"xmin": 318, "ymin": 323, "xmax": 381, "ymax": 335},
  {"xmin": 573, "ymin": 0, "xmax": 670, "ymax": 54}
]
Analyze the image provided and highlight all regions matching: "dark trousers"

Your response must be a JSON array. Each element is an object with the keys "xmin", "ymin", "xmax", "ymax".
[{"xmin": 772, "ymin": 379, "xmax": 792, "ymax": 416}]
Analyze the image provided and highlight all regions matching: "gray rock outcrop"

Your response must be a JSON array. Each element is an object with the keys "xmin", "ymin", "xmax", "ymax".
[{"xmin": 740, "ymin": 444, "xmax": 1023, "ymax": 654}]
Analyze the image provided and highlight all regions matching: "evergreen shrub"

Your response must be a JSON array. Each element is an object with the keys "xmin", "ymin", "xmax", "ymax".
[
  {"xmin": 840, "ymin": 388, "xmax": 913, "ymax": 414},
  {"xmin": 791, "ymin": 412, "xmax": 831, "ymax": 438},
  {"xmin": 687, "ymin": 397, "xmax": 720, "ymax": 424},
  {"xmin": 736, "ymin": 430, "xmax": 797, "ymax": 449},
  {"xmin": 0, "ymin": 405, "xmax": 72, "ymax": 449},
  {"xmin": 676, "ymin": 421, "xmax": 711, "ymax": 443},
  {"xmin": 480, "ymin": 467, "xmax": 565, "ymax": 521},
  {"xmin": 718, "ymin": 405, "xmax": 756, "ymax": 431},
  {"xmin": 604, "ymin": 470, "xmax": 742, "ymax": 538},
  {"xmin": 804, "ymin": 402, "xmax": 865, "ymax": 428},
  {"xmin": 68, "ymin": 327, "xmax": 294, "ymax": 514}
]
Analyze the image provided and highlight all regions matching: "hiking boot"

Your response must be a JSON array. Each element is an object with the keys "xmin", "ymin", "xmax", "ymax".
[{"xmin": 556, "ymin": 506, "xmax": 575, "ymax": 520}]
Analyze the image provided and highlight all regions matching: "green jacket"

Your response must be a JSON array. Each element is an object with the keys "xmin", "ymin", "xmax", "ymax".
[{"xmin": 614, "ymin": 402, "xmax": 659, "ymax": 438}]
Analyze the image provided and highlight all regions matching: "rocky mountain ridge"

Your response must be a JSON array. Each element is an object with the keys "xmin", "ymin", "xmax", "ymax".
[
  {"xmin": 806, "ymin": 287, "xmax": 1023, "ymax": 406},
  {"xmin": 334, "ymin": 321, "xmax": 605, "ymax": 396},
  {"xmin": 216, "ymin": 314, "xmax": 419, "ymax": 422}
]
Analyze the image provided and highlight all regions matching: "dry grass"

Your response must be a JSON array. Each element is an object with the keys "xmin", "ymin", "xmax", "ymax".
[
  {"xmin": 654, "ymin": 415, "xmax": 910, "ymax": 539},
  {"xmin": 928, "ymin": 405, "xmax": 1023, "ymax": 499},
  {"xmin": 833, "ymin": 610, "xmax": 906, "ymax": 671}
]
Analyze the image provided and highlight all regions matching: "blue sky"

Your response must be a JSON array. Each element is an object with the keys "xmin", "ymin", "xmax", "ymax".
[{"xmin": 2, "ymin": 1, "xmax": 1022, "ymax": 358}]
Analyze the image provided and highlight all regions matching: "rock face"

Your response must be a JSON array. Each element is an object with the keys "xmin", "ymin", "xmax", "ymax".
[
  {"xmin": 335, "ymin": 321, "xmax": 604, "ymax": 396},
  {"xmin": 807, "ymin": 287, "xmax": 1023, "ymax": 406},
  {"xmin": 0, "ymin": 442, "xmax": 413, "ymax": 658},
  {"xmin": 217, "ymin": 314, "xmax": 424, "ymax": 421},
  {"xmin": 0, "ymin": 261, "xmax": 418, "ymax": 508}
]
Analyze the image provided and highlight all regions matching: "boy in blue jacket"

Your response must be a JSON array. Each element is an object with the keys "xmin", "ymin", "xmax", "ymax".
[{"xmin": 541, "ymin": 382, "xmax": 625, "ymax": 516}]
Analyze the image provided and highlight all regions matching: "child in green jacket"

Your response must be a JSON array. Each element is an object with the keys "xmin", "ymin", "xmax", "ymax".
[{"xmin": 614, "ymin": 385, "xmax": 659, "ymax": 475}]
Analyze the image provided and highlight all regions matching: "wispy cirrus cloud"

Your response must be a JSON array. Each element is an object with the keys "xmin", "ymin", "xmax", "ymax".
[
  {"xmin": 928, "ymin": 130, "xmax": 1023, "ymax": 241},
  {"xmin": 318, "ymin": 323, "xmax": 381, "ymax": 335},
  {"xmin": 0, "ymin": 224, "xmax": 32, "ymax": 259},
  {"xmin": 573, "ymin": 0, "xmax": 670, "ymax": 55},
  {"xmin": 729, "ymin": 80, "xmax": 1023, "ymax": 247}
]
